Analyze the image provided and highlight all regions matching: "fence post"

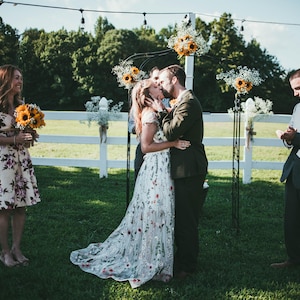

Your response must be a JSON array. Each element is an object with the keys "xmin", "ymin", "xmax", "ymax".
[{"xmin": 99, "ymin": 136, "xmax": 108, "ymax": 178}]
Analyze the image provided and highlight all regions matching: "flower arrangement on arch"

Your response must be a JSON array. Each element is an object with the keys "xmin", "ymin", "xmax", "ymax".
[
  {"xmin": 228, "ymin": 96, "xmax": 273, "ymax": 124},
  {"xmin": 167, "ymin": 21, "xmax": 210, "ymax": 58},
  {"xmin": 228, "ymin": 96, "xmax": 273, "ymax": 148},
  {"xmin": 84, "ymin": 96, "xmax": 123, "ymax": 127},
  {"xmin": 14, "ymin": 103, "xmax": 46, "ymax": 130},
  {"xmin": 112, "ymin": 60, "xmax": 146, "ymax": 90},
  {"xmin": 216, "ymin": 66, "xmax": 263, "ymax": 95}
]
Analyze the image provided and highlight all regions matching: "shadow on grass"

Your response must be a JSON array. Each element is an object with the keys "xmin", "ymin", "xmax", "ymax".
[{"xmin": 0, "ymin": 167, "xmax": 299, "ymax": 300}]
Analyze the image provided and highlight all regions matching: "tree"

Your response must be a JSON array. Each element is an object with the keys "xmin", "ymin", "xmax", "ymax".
[
  {"xmin": 0, "ymin": 17, "xmax": 19, "ymax": 65},
  {"xmin": 19, "ymin": 29, "xmax": 48, "ymax": 105},
  {"xmin": 0, "ymin": 13, "xmax": 291, "ymax": 113}
]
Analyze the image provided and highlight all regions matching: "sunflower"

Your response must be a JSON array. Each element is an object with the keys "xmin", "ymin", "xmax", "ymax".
[
  {"xmin": 131, "ymin": 67, "xmax": 140, "ymax": 75},
  {"xmin": 31, "ymin": 112, "xmax": 45, "ymax": 128},
  {"xmin": 15, "ymin": 103, "xmax": 45, "ymax": 130},
  {"xmin": 245, "ymin": 81, "xmax": 253, "ymax": 92},
  {"xmin": 15, "ymin": 104, "xmax": 27, "ymax": 113},
  {"xmin": 169, "ymin": 98, "xmax": 178, "ymax": 108},
  {"xmin": 235, "ymin": 78, "xmax": 247, "ymax": 92},
  {"xmin": 122, "ymin": 73, "xmax": 134, "ymax": 84},
  {"xmin": 15, "ymin": 110, "xmax": 31, "ymax": 127},
  {"xmin": 187, "ymin": 41, "xmax": 198, "ymax": 54},
  {"xmin": 29, "ymin": 107, "xmax": 40, "ymax": 118}
]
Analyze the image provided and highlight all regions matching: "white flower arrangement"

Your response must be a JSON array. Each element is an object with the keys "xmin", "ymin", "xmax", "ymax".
[
  {"xmin": 216, "ymin": 66, "xmax": 263, "ymax": 95},
  {"xmin": 112, "ymin": 60, "xmax": 146, "ymax": 90},
  {"xmin": 228, "ymin": 96, "xmax": 273, "ymax": 123},
  {"xmin": 84, "ymin": 96, "xmax": 123, "ymax": 127},
  {"xmin": 228, "ymin": 97, "xmax": 273, "ymax": 148},
  {"xmin": 167, "ymin": 21, "xmax": 210, "ymax": 58},
  {"xmin": 242, "ymin": 97, "xmax": 273, "ymax": 125}
]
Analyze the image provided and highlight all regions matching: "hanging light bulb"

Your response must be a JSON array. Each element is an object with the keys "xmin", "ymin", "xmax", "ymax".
[
  {"xmin": 80, "ymin": 8, "xmax": 85, "ymax": 31},
  {"xmin": 240, "ymin": 19, "xmax": 245, "ymax": 32},
  {"xmin": 143, "ymin": 12, "xmax": 147, "ymax": 28}
]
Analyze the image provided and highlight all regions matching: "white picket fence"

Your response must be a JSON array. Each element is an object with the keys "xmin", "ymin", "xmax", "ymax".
[{"xmin": 32, "ymin": 111, "xmax": 291, "ymax": 183}]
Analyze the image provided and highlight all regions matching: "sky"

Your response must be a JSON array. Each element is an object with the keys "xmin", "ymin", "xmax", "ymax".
[{"xmin": 0, "ymin": 0, "xmax": 299, "ymax": 71}]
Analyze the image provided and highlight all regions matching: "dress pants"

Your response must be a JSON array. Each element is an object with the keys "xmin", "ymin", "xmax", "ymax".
[
  {"xmin": 285, "ymin": 174, "xmax": 300, "ymax": 264},
  {"xmin": 174, "ymin": 174, "xmax": 206, "ymax": 273}
]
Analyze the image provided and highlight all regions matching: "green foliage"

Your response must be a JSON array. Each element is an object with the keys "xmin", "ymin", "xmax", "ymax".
[
  {"xmin": 0, "ymin": 17, "xmax": 19, "ymax": 65},
  {"xmin": 0, "ymin": 14, "xmax": 293, "ymax": 113}
]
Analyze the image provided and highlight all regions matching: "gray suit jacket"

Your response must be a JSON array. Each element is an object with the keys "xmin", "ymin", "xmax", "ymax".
[{"xmin": 160, "ymin": 90, "xmax": 208, "ymax": 179}]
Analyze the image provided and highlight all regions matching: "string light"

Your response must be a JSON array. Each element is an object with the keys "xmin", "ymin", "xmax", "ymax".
[
  {"xmin": 143, "ymin": 12, "xmax": 147, "ymax": 28},
  {"xmin": 79, "ymin": 8, "xmax": 85, "ymax": 31},
  {"xmin": 240, "ymin": 19, "xmax": 245, "ymax": 32},
  {"xmin": 1, "ymin": 1, "xmax": 300, "ymax": 29}
]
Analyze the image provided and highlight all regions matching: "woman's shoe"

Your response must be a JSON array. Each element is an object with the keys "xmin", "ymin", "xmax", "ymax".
[
  {"xmin": 0, "ymin": 252, "xmax": 19, "ymax": 267},
  {"xmin": 11, "ymin": 249, "xmax": 29, "ymax": 266}
]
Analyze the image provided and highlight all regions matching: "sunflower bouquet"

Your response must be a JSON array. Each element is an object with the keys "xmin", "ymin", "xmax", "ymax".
[
  {"xmin": 112, "ymin": 60, "xmax": 146, "ymax": 90},
  {"xmin": 167, "ymin": 22, "xmax": 210, "ymax": 58},
  {"xmin": 14, "ymin": 103, "xmax": 45, "ymax": 147},
  {"xmin": 216, "ymin": 66, "xmax": 263, "ymax": 95}
]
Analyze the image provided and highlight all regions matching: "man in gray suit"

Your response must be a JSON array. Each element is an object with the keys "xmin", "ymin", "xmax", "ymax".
[
  {"xmin": 149, "ymin": 64, "xmax": 208, "ymax": 279},
  {"xmin": 271, "ymin": 69, "xmax": 300, "ymax": 268}
]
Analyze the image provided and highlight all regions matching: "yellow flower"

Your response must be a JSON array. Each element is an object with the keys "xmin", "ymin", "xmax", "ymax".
[
  {"xmin": 122, "ymin": 73, "xmax": 134, "ymax": 84},
  {"xmin": 245, "ymin": 81, "xmax": 253, "ymax": 92},
  {"xmin": 15, "ymin": 103, "xmax": 45, "ymax": 129},
  {"xmin": 15, "ymin": 110, "xmax": 31, "ymax": 127},
  {"xmin": 31, "ymin": 112, "xmax": 46, "ymax": 128},
  {"xmin": 169, "ymin": 98, "xmax": 178, "ymax": 108},
  {"xmin": 235, "ymin": 78, "xmax": 247, "ymax": 92},
  {"xmin": 131, "ymin": 67, "xmax": 139, "ymax": 75},
  {"xmin": 187, "ymin": 40, "xmax": 198, "ymax": 53}
]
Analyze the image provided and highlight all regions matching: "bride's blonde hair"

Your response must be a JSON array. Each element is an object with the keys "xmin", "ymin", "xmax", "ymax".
[{"xmin": 130, "ymin": 79, "xmax": 153, "ymax": 137}]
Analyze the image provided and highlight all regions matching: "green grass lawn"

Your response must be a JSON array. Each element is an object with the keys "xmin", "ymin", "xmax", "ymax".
[{"xmin": 1, "ymin": 121, "xmax": 299, "ymax": 299}]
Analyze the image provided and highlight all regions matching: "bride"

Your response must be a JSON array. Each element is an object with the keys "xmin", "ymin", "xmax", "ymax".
[{"xmin": 70, "ymin": 78, "xmax": 190, "ymax": 288}]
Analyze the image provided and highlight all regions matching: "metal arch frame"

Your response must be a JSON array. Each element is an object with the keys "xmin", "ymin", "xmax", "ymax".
[{"xmin": 232, "ymin": 93, "xmax": 241, "ymax": 233}]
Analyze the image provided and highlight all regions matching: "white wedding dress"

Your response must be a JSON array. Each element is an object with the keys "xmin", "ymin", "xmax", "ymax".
[{"xmin": 70, "ymin": 111, "xmax": 175, "ymax": 288}]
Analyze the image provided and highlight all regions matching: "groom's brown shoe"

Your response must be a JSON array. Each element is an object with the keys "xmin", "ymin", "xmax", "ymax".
[{"xmin": 270, "ymin": 260, "xmax": 298, "ymax": 269}]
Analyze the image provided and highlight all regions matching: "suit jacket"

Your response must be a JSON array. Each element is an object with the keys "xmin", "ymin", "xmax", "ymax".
[
  {"xmin": 160, "ymin": 89, "xmax": 208, "ymax": 179},
  {"xmin": 280, "ymin": 102, "xmax": 300, "ymax": 189}
]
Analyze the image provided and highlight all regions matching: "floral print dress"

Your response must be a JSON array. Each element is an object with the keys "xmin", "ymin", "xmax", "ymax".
[
  {"xmin": 0, "ymin": 113, "xmax": 41, "ymax": 210},
  {"xmin": 70, "ymin": 111, "xmax": 175, "ymax": 288}
]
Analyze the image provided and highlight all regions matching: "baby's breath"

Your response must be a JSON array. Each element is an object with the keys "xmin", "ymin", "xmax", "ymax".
[
  {"xmin": 242, "ymin": 97, "xmax": 273, "ymax": 123},
  {"xmin": 216, "ymin": 66, "xmax": 263, "ymax": 95},
  {"xmin": 167, "ymin": 22, "xmax": 209, "ymax": 58},
  {"xmin": 112, "ymin": 60, "xmax": 146, "ymax": 90}
]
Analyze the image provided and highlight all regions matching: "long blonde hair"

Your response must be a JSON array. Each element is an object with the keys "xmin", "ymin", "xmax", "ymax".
[
  {"xmin": 130, "ymin": 79, "xmax": 153, "ymax": 137},
  {"xmin": 0, "ymin": 64, "xmax": 23, "ymax": 113}
]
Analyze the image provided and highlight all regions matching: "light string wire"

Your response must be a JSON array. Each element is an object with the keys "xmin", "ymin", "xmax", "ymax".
[{"xmin": 1, "ymin": 0, "xmax": 300, "ymax": 28}]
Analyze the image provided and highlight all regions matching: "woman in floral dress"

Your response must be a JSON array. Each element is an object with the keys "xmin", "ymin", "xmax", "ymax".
[
  {"xmin": 0, "ymin": 65, "xmax": 41, "ymax": 267},
  {"xmin": 70, "ymin": 79, "xmax": 190, "ymax": 288}
]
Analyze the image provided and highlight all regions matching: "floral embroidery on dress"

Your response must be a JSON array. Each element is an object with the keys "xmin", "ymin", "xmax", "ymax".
[{"xmin": 70, "ymin": 110, "xmax": 174, "ymax": 288}]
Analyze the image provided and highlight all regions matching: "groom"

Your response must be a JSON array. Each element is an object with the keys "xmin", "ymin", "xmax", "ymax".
[{"xmin": 150, "ymin": 64, "xmax": 208, "ymax": 279}]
